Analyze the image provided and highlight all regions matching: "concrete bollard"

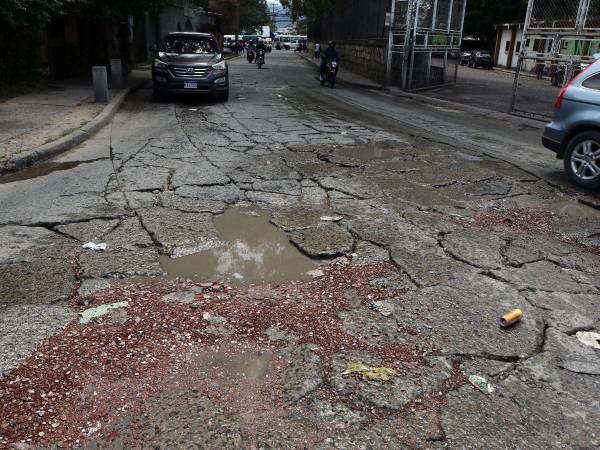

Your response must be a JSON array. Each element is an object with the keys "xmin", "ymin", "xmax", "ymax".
[
  {"xmin": 110, "ymin": 58, "xmax": 123, "ymax": 87},
  {"xmin": 92, "ymin": 66, "xmax": 109, "ymax": 103}
]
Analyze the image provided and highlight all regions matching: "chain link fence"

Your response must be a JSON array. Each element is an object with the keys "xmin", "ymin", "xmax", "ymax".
[
  {"xmin": 511, "ymin": 0, "xmax": 600, "ymax": 118},
  {"xmin": 391, "ymin": 0, "xmax": 467, "ymax": 90}
]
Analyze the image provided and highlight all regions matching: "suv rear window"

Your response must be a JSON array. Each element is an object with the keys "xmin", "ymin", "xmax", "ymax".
[
  {"xmin": 582, "ymin": 72, "xmax": 600, "ymax": 90},
  {"xmin": 162, "ymin": 36, "xmax": 218, "ymax": 55}
]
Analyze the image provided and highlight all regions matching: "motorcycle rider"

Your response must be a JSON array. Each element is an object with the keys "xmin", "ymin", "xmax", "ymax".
[
  {"xmin": 247, "ymin": 41, "xmax": 255, "ymax": 63},
  {"xmin": 320, "ymin": 41, "xmax": 339, "ymax": 80},
  {"xmin": 256, "ymin": 38, "xmax": 267, "ymax": 64}
]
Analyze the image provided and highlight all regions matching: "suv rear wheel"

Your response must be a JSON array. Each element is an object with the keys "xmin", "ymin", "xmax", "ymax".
[{"xmin": 564, "ymin": 130, "xmax": 600, "ymax": 189}]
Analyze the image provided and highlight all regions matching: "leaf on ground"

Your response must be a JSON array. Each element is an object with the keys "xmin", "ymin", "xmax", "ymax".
[{"xmin": 342, "ymin": 361, "xmax": 398, "ymax": 381}]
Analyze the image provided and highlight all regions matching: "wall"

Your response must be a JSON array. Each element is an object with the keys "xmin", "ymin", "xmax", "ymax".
[
  {"xmin": 308, "ymin": 0, "xmax": 390, "ymax": 83},
  {"xmin": 329, "ymin": 39, "xmax": 389, "ymax": 83}
]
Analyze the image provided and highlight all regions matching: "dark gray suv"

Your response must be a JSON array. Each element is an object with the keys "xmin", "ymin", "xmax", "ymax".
[
  {"xmin": 151, "ymin": 32, "xmax": 229, "ymax": 101},
  {"xmin": 543, "ymin": 59, "xmax": 600, "ymax": 188}
]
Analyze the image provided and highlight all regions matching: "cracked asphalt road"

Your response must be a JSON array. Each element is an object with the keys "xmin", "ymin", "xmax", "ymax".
[{"xmin": 1, "ymin": 51, "xmax": 600, "ymax": 449}]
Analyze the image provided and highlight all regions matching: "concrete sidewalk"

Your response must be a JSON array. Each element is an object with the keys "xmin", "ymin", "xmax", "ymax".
[{"xmin": 0, "ymin": 71, "xmax": 149, "ymax": 172}]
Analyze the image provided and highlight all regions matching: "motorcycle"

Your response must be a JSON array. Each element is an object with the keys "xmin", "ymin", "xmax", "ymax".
[
  {"xmin": 320, "ymin": 60, "xmax": 338, "ymax": 88},
  {"xmin": 247, "ymin": 48, "xmax": 255, "ymax": 64},
  {"xmin": 256, "ymin": 49, "xmax": 265, "ymax": 69}
]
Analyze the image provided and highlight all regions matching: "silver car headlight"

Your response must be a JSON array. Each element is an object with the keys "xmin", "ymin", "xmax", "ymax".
[
  {"xmin": 154, "ymin": 59, "xmax": 168, "ymax": 71},
  {"xmin": 212, "ymin": 60, "xmax": 227, "ymax": 71}
]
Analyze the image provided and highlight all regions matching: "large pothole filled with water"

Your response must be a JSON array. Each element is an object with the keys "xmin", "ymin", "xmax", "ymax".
[{"xmin": 159, "ymin": 208, "xmax": 317, "ymax": 285}]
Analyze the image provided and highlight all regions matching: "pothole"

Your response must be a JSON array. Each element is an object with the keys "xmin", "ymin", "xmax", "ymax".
[
  {"xmin": 159, "ymin": 208, "xmax": 317, "ymax": 285},
  {"xmin": 331, "ymin": 141, "xmax": 408, "ymax": 162},
  {"xmin": 0, "ymin": 160, "xmax": 88, "ymax": 184}
]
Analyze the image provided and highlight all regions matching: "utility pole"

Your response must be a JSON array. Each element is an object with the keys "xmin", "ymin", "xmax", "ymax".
[
  {"xmin": 385, "ymin": 0, "xmax": 397, "ymax": 86},
  {"xmin": 235, "ymin": 0, "xmax": 240, "ymax": 54}
]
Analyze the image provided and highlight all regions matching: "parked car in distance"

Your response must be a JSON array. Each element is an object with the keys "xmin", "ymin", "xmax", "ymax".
[
  {"xmin": 459, "ymin": 51, "xmax": 472, "ymax": 65},
  {"xmin": 150, "ymin": 32, "xmax": 229, "ymax": 101},
  {"xmin": 468, "ymin": 51, "xmax": 493, "ymax": 69},
  {"xmin": 285, "ymin": 40, "xmax": 299, "ymax": 51},
  {"xmin": 543, "ymin": 59, "xmax": 600, "ymax": 188}
]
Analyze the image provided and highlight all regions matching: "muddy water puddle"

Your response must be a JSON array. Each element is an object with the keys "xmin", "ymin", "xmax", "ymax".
[
  {"xmin": 160, "ymin": 208, "xmax": 316, "ymax": 285},
  {"xmin": 194, "ymin": 349, "xmax": 273, "ymax": 382}
]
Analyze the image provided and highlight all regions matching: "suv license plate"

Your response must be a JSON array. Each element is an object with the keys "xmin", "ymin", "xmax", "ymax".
[{"xmin": 184, "ymin": 81, "xmax": 197, "ymax": 89}]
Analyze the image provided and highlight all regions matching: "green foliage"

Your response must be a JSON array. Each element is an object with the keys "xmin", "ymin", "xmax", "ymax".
[
  {"xmin": 239, "ymin": 0, "xmax": 270, "ymax": 33},
  {"xmin": 280, "ymin": 0, "xmax": 337, "ymax": 21},
  {"xmin": 0, "ymin": 0, "xmax": 70, "ymax": 28}
]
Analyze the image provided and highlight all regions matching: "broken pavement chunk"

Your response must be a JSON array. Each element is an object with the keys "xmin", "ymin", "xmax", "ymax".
[
  {"xmin": 82, "ymin": 242, "xmax": 107, "ymax": 251},
  {"xmin": 342, "ymin": 362, "xmax": 398, "ymax": 382},
  {"xmin": 320, "ymin": 215, "xmax": 344, "ymax": 222},
  {"xmin": 79, "ymin": 301, "xmax": 129, "ymax": 324},
  {"xmin": 576, "ymin": 331, "xmax": 600, "ymax": 350}
]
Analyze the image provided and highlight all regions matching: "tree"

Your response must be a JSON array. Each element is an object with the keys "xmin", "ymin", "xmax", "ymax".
[
  {"xmin": 239, "ymin": 0, "xmax": 269, "ymax": 33},
  {"xmin": 280, "ymin": 0, "xmax": 336, "ymax": 22},
  {"xmin": 463, "ymin": 0, "xmax": 527, "ymax": 47}
]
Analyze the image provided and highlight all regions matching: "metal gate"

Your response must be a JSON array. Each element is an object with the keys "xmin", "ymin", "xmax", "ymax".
[
  {"xmin": 511, "ymin": 0, "xmax": 600, "ymax": 118},
  {"xmin": 387, "ymin": 0, "xmax": 467, "ymax": 90}
]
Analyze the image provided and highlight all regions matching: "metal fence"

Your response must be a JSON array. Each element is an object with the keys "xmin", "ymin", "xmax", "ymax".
[
  {"xmin": 511, "ymin": 0, "xmax": 600, "ymax": 118},
  {"xmin": 389, "ymin": 0, "xmax": 467, "ymax": 90},
  {"xmin": 308, "ymin": 0, "xmax": 466, "ymax": 90}
]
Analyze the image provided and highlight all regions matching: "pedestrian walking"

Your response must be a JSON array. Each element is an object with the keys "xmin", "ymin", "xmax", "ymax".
[
  {"xmin": 314, "ymin": 42, "xmax": 321, "ymax": 59},
  {"xmin": 536, "ymin": 62, "xmax": 545, "ymax": 80}
]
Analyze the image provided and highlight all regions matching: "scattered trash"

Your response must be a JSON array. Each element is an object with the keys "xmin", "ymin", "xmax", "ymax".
[
  {"xmin": 306, "ymin": 269, "xmax": 325, "ymax": 278},
  {"xmin": 500, "ymin": 308, "xmax": 523, "ymax": 328},
  {"xmin": 82, "ymin": 242, "xmax": 107, "ymax": 251},
  {"xmin": 232, "ymin": 272, "xmax": 244, "ymax": 280},
  {"xmin": 320, "ymin": 215, "xmax": 344, "ymax": 222},
  {"xmin": 85, "ymin": 421, "xmax": 102, "ymax": 436},
  {"xmin": 342, "ymin": 361, "xmax": 398, "ymax": 381},
  {"xmin": 576, "ymin": 331, "xmax": 600, "ymax": 350},
  {"xmin": 79, "ymin": 301, "xmax": 128, "ymax": 324},
  {"xmin": 468, "ymin": 375, "xmax": 494, "ymax": 394},
  {"xmin": 202, "ymin": 312, "xmax": 212, "ymax": 320},
  {"xmin": 368, "ymin": 300, "xmax": 394, "ymax": 317}
]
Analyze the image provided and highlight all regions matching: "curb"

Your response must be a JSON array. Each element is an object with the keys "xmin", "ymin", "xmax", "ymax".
[
  {"xmin": 1, "ymin": 78, "xmax": 148, "ymax": 174},
  {"xmin": 382, "ymin": 87, "xmax": 546, "ymax": 130}
]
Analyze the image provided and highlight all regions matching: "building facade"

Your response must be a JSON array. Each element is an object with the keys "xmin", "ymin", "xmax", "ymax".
[{"xmin": 494, "ymin": 23, "xmax": 524, "ymax": 69}]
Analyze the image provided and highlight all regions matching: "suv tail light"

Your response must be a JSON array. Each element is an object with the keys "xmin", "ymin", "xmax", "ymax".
[{"xmin": 555, "ymin": 63, "xmax": 593, "ymax": 109}]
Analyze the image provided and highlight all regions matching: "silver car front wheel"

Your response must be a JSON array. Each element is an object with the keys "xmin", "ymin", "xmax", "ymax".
[{"xmin": 564, "ymin": 131, "xmax": 600, "ymax": 188}]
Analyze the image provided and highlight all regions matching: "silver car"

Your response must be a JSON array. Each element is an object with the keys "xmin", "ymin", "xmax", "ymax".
[{"xmin": 543, "ymin": 59, "xmax": 600, "ymax": 188}]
